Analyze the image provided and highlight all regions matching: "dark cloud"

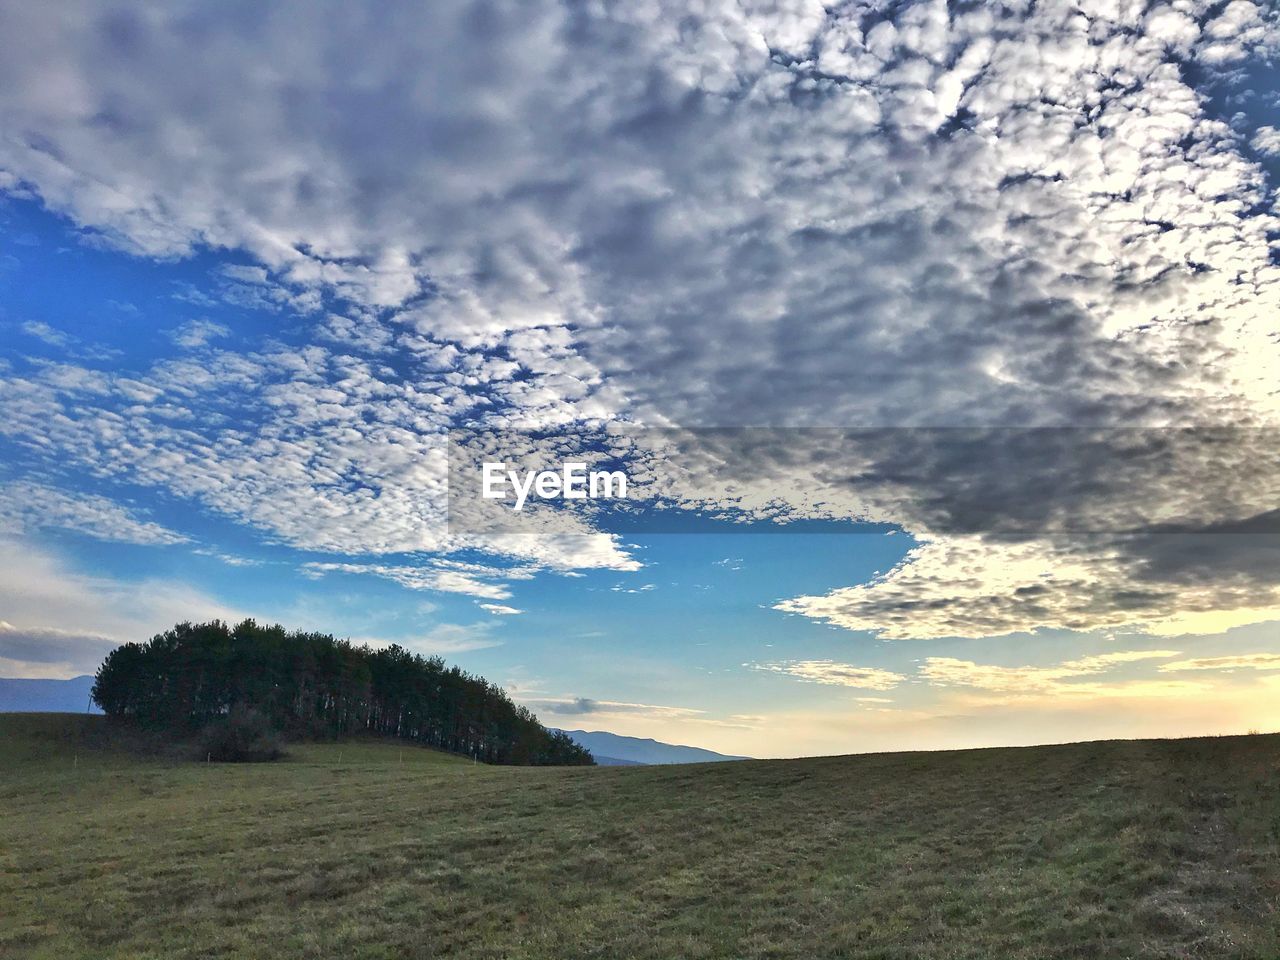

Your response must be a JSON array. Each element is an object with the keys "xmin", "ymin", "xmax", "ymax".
[{"xmin": 0, "ymin": 622, "xmax": 117, "ymax": 668}]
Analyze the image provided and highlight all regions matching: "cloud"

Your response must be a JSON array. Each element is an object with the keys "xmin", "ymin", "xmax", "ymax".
[
  {"xmin": 190, "ymin": 548, "xmax": 264, "ymax": 568},
  {"xmin": 0, "ymin": 341, "xmax": 642, "ymax": 578},
  {"xmin": 748, "ymin": 660, "xmax": 906, "ymax": 691},
  {"xmin": 302, "ymin": 560, "xmax": 523, "ymax": 601},
  {"xmin": 919, "ymin": 650, "xmax": 1197, "ymax": 700},
  {"xmin": 354, "ymin": 623, "xmax": 502, "ymax": 656},
  {"xmin": 610, "ymin": 583, "xmax": 656, "ymax": 594},
  {"xmin": 1253, "ymin": 126, "xmax": 1280, "ymax": 157},
  {"xmin": 521, "ymin": 696, "xmax": 695, "ymax": 719},
  {"xmin": 775, "ymin": 530, "xmax": 1280, "ymax": 642},
  {"xmin": 0, "ymin": 480, "xmax": 189, "ymax": 545},
  {"xmin": 168, "ymin": 319, "xmax": 230, "ymax": 349},
  {"xmin": 0, "ymin": 621, "xmax": 117, "ymax": 679},
  {"xmin": 478, "ymin": 603, "xmax": 522, "ymax": 616},
  {"xmin": 1160, "ymin": 653, "xmax": 1280, "ymax": 673},
  {"xmin": 523, "ymin": 696, "xmax": 747, "ymax": 725},
  {"xmin": 0, "ymin": 537, "xmax": 244, "ymax": 677},
  {"xmin": 0, "ymin": 0, "xmax": 1278, "ymax": 642},
  {"xmin": 21, "ymin": 321, "xmax": 70, "ymax": 348},
  {"xmin": 3, "ymin": 1, "xmax": 1275, "ymax": 427},
  {"xmin": 750, "ymin": 648, "xmax": 1226, "ymax": 704}
]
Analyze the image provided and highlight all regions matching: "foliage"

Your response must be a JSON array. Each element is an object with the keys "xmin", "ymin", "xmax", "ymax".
[
  {"xmin": 91, "ymin": 619, "xmax": 593, "ymax": 766},
  {"xmin": 198, "ymin": 705, "xmax": 285, "ymax": 762}
]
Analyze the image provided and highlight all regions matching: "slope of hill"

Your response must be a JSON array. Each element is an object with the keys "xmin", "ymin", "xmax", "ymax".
[
  {"xmin": 0, "ymin": 676, "xmax": 100, "ymax": 713},
  {"xmin": 5, "ymin": 713, "xmax": 1280, "ymax": 959},
  {"xmin": 555, "ymin": 728, "xmax": 748, "ymax": 764}
]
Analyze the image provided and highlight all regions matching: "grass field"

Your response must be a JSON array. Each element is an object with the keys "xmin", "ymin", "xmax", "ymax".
[{"xmin": 3, "ymin": 714, "xmax": 1280, "ymax": 959}]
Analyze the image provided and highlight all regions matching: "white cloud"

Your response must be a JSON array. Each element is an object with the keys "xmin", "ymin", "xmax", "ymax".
[
  {"xmin": 748, "ymin": 660, "xmax": 906, "ymax": 691},
  {"xmin": 354, "ymin": 623, "xmax": 502, "ymax": 656},
  {"xmin": 21, "ymin": 321, "xmax": 70, "ymax": 348},
  {"xmin": 1253, "ymin": 126, "xmax": 1280, "ymax": 157},
  {"xmin": 776, "ymin": 534, "xmax": 1280, "ymax": 642},
  {"xmin": 190, "ymin": 548, "xmax": 264, "ymax": 568},
  {"xmin": 478, "ymin": 603, "xmax": 522, "ymax": 616},
  {"xmin": 302, "ymin": 561, "xmax": 523, "ymax": 601},
  {"xmin": 0, "ymin": 538, "xmax": 245, "ymax": 677},
  {"xmin": 0, "ymin": 480, "xmax": 188, "ymax": 545},
  {"xmin": 168, "ymin": 319, "xmax": 230, "ymax": 349}
]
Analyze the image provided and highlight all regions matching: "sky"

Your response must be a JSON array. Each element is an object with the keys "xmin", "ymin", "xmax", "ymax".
[{"xmin": 2, "ymin": 0, "xmax": 1280, "ymax": 758}]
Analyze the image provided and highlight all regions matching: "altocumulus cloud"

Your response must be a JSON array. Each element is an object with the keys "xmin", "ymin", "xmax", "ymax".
[
  {"xmin": 0, "ymin": 481, "xmax": 189, "ymax": 546},
  {"xmin": 0, "ymin": 0, "xmax": 1278, "ymax": 640}
]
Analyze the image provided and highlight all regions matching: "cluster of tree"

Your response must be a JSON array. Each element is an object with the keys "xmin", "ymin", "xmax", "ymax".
[{"xmin": 91, "ymin": 620, "xmax": 594, "ymax": 765}]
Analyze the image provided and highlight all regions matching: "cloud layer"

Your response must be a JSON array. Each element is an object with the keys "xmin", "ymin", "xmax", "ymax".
[{"xmin": 1, "ymin": 0, "xmax": 1279, "ymax": 643}]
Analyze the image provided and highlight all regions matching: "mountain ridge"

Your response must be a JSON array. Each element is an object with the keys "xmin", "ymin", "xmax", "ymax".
[
  {"xmin": 555, "ymin": 728, "xmax": 748, "ymax": 765},
  {"xmin": 0, "ymin": 675, "xmax": 100, "ymax": 714}
]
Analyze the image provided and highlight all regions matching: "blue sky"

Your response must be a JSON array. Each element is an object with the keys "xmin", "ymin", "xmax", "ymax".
[{"xmin": 3, "ymin": 1, "xmax": 1280, "ymax": 757}]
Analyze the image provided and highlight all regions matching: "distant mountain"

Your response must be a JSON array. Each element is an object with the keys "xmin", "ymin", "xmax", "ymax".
[
  {"xmin": 0, "ymin": 676, "xmax": 101, "ymax": 714},
  {"xmin": 556, "ymin": 729, "xmax": 748, "ymax": 765}
]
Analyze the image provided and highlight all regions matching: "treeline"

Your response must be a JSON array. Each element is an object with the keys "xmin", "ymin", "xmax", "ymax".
[{"xmin": 91, "ymin": 620, "xmax": 593, "ymax": 765}]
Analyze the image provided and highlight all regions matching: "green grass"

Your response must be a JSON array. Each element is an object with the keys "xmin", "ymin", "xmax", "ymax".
[{"xmin": 3, "ymin": 713, "xmax": 1280, "ymax": 959}]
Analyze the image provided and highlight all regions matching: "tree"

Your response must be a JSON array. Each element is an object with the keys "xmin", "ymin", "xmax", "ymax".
[{"xmin": 91, "ymin": 619, "xmax": 594, "ymax": 766}]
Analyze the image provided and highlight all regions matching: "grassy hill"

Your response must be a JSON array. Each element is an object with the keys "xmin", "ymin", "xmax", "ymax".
[{"xmin": 3, "ymin": 714, "xmax": 1280, "ymax": 959}]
